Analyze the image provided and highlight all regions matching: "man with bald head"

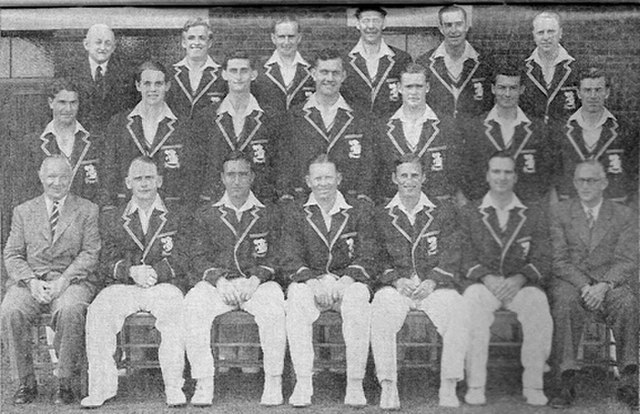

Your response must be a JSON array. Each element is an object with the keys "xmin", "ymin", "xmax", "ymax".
[{"xmin": 1, "ymin": 155, "xmax": 100, "ymax": 405}]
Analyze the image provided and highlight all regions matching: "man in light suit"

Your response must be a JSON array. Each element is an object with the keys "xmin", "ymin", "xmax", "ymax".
[
  {"xmin": 548, "ymin": 159, "xmax": 638, "ymax": 409},
  {"xmin": 1, "ymin": 155, "xmax": 100, "ymax": 405}
]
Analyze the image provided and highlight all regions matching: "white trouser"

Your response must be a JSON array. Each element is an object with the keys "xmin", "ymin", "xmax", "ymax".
[
  {"xmin": 371, "ymin": 287, "xmax": 469, "ymax": 382},
  {"xmin": 286, "ymin": 277, "xmax": 371, "ymax": 380},
  {"xmin": 86, "ymin": 283, "xmax": 185, "ymax": 397},
  {"xmin": 185, "ymin": 280, "xmax": 286, "ymax": 379},
  {"xmin": 463, "ymin": 284, "xmax": 552, "ymax": 390}
]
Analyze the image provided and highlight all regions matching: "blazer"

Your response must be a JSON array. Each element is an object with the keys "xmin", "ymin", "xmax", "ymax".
[
  {"xmin": 4, "ymin": 194, "xmax": 100, "ymax": 287},
  {"xmin": 252, "ymin": 58, "xmax": 315, "ymax": 117},
  {"xmin": 550, "ymin": 198, "xmax": 638, "ymax": 291}
]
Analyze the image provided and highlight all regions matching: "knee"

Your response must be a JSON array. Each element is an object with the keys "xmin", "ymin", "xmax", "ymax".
[
  {"xmin": 286, "ymin": 283, "xmax": 312, "ymax": 304},
  {"xmin": 519, "ymin": 287, "xmax": 550, "ymax": 312},
  {"xmin": 257, "ymin": 281, "xmax": 285, "ymax": 302},
  {"xmin": 184, "ymin": 282, "xmax": 211, "ymax": 308},
  {"xmin": 342, "ymin": 283, "xmax": 370, "ymax": 311},
  {"xmin": 56, "ymin": 303, "xmax": 88, "ymax": 325},
  {"xmin": 463, "ymin": 284, "xmax": 489, "ymax": 307},
  {"xmin": 154, "ymin": 283, "xmax": 184, "ymax": 301}
]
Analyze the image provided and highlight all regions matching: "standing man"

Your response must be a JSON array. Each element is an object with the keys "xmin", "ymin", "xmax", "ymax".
[
  {"xmin": 416, "ymin": 5, "xmax": 492, "ymax": 119},
  {"xmin": 81, "ymin": 157, "xmax": 187, "ymax": 408},
  {"xmin": 167, "ymin": 18, "xmax": 226, "ymax": 121},
  {"xmin": 184, "ymin": 151, "xmax": 285, "ymax": 407},
  {"xmin": 371, "ymin": 154, "xmax": 469, "ymax": 409},
  {"xmin": 253, "ymin": 16, "xmax": 315, "ymax": 117},
  {"xmin": 461, "ymin": 151, "xmax": 552, "ymax": 406},
  {"xmin": 342, "ymin": 6, "xmax": 412, "ymax": 118},
  {"xmin": 520, "ymin": 11, "xmax": 578, "ymax": 125},
  {"xmin": 1, "ymin": 155, "xmax": 100, "ymax": 405},
  {"xmin": 548, "ymin": 160, "xmax": 638, "ymax": 409},
  {"xmin": 281, "ymin": 154, "xmax": 376, "ymax": 408}
]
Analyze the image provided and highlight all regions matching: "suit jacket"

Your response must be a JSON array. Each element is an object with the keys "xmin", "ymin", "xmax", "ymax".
[
  {"xmin": 551, "ymin": 199, "xmax": 638, "ymax": 291},
  {"xmin": 375, "ymin": 198, "xmax": 461, "ymax": 290},
  {"xmin": 280, "ymin": 196, "xmax": 376, "ymax": 285},
  {"xmin": 3, "ymin": 194, "xmax": 100, "ymax": 287},
  {"xmin": 342, "ymin": 45, "xmax": 413, "ymax": 118},
  {"xmin": 459, "ymin": 197, "xmax": 550, "ymax": 288},
  {"xmin": 99, "ymin": 200, "xmax": 187, "ymax": 292},
  {"xmin": 252, "ymin": 58, "xmax": 315, "ymax": 117}
]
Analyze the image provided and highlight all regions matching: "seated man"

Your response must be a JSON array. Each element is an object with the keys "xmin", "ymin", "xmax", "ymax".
[
  {"xmin": 460, "ymin": 151, "xmax": 552, "ymax": 406},
  {"xmin": 184, "ymin": 151, "xmax": 285, "ymax": 407},
  {"xmin": 81, "ymin": 156, "xmax": 187, "ymax": 408},
  {"xmin": 1, "ymin": 155, "xmax": 100, "ymax": 405},
  {"xmin": 281, "ymin": 154, "xmax": 376, "ymax": 407},
  {"xmin": 371, "ymin": 154, "xmax": 469, "ymax": 409},
  {"xmin": 548, "ymin": 159, "xmax": 638, "ymax": 409}
]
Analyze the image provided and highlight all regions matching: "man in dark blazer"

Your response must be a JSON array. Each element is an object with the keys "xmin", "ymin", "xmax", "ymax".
[
  {"xmin": 371, "ymin": 154, "xmax": 469, "ymax": 409},
  {"xmin": 1, "ymin": 155, "xmax": 100, "ymax": 405},
  {"xmin": 548, "ymin": 159, "xmax": 638, "ymax": 409},
  {"xmin": 342, "ymin": 6, "xmax": 412, "ymax": 118},
  {"xmin": 81, "ymin": 157, "xmax": 188, "ymax": 408},
  {"xmin": 460, "ymin": 151, "xmax": 552, "ymax": 407},
  {"xmin": 281, "ymin": 154, "xmax": 376, "ymax": 408},
  {"xmin": 184, "ymin": 151, "xmax": 285, "ymax": 407}
]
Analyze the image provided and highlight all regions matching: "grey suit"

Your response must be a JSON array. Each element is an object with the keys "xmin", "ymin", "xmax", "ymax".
[{"xmin": 1, "ymin": 194, "xmax": 100, "ymax": 381}]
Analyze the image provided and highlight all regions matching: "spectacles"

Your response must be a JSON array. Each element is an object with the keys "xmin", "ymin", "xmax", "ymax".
[{"xmin": 574, "ymin": 178, "xmax": 603, "ymax": 185}]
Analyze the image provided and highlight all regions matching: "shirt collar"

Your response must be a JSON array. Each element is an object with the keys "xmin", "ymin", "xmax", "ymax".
[
  {"xmin": 304, "ymin": 191, "xmax": 352, "ymax": 215},
  {"xmin": 217, "ymin": 94, "xmax": 263, "ymax": 116},
  {"xmin": 527, "ymin": 44, "xmax": 574, "ymax": 66},
  {"xmin": 89, "ymin": 57, "xmax": 108, "ymax": 74},
  {"xmin": 41, "ymin": 120, "xmax": 88, "ymax": 140},
  {"xmin": 350, "ymin": 38, "xmax": 394, "ymax": 59},
  {"xmin": 213, "ymin": 191, "xmax": 265, "ymax": 212},
  {"xmin": 174, "ymin": 55, "xmax": 220, "ymax": 71},
  {"xmin": 391, "ymin": 105, "xmax": 439, "ymax": 123},
  {"xmin": 126, "ymin": 194, "xmax": 167, "ymax": 216},
  {"xmin": 581, "ymin": 198, "xmax": 603, "ymax": 218},
  {"xmin": 303, "ymin": 93, "xmax": 351, "ymax": 112},
  {"xmin": 385, "ymin": 192, "xmax": 436, "ymax": 211},
  {"xmin": 433, "ymin": 41, "xmax": 479, "ymax": 61},
  {"xmin": 265, "ymin": 50, "xmax": 309, "ymax": 68},
  {"xmin": 485, "ymin": 106, "xmax": 530, "ymax": 125},
  {"xmin": 568, "ymin": 107, "xmax": 616, "ymax": 129},
  {"xmin": 129, "ymin": 101, "xmax": 177, "ymax": 121},
  {"xmin": 45, "ymin": 194, "xmax": 68, "ymax": 212},
  {"xmin": 480, "ymin": 192, "xmax": 526, "ymax": 211}
]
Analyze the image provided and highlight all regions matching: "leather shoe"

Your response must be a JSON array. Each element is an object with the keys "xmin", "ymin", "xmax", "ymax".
[
  {"xmin": 13, "ymin": 383, "xmax": 37, "ymax": 404},
  {"xmin": 617, "ymin": 384, "xmax": 639, "ymax": 409},
  {"xmin": 54, "ymin": 387, "xmax": 75, "ymax": 405},
  {"xmin": 549, "ymin": 386, "xmax": 576, "ymax": 409}
]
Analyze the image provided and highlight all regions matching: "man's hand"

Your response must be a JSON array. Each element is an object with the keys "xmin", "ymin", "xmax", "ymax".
[
  {"xmin": 29, "ymin": 279, "xmax": 52, "ymax": 304},
  {"xmin": 332, "ymin": 275, "xmax": 354, "ymax": 301},
  {"xmin": 308, "ymin": 277, "xmax": 332, "ymax": 309},
  {"xmin": 130, "ymin": 265, "xmax": 157, "ymax": 288},
  {"xmin": 581, "ymin": 283, "xmax": 608, "ymax": 311},
  {"xmin": 494, "ymin": 274, "xmax": 526, "ymax": 304},
  {"xmin": 412, "ymin": 279, "xmax": 436, "ymax": 302},
  {"xmin": 481, "ymin": 274, "xmax": 505, "ymax": 297},
  {"xmin": 237, "ymin": 276, "xmax": 260, "ymax": 303},
  {"xmin": 393, "ymin": 277, "xmax": 419, "ymax": 298},
  {"xmin": 216, "ymin": 277, "xmax": 241, "ymax": 307},
  {"xmin": 44, "ymin": 276, "xmax": 71, "ymax": 300}
]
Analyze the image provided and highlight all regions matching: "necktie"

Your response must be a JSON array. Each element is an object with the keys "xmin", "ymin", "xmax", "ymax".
[
  {"xmin": 586, "ymin": 208, "xmax": 595, "ymax": 229},
  {"xmin": 95, "ymin": 66, "xmax": 105, "ymax": 98},
  {"xmin": 50, "ymin": 201, "xmax": 60, "ymax": 237}
]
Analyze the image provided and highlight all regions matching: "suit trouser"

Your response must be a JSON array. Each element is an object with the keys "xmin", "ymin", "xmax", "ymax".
[
  {"xmin": 286, "ymin": 279, "xmax": 371, "ymax": 380},
  {"xmin": 0, "ymin": 282, "xmax": 94, "ymax": 381},
  {"xmin": 85, "ymin": 283, "xmax": 185, "ymax": 397},
  {"xmin": 185, "ymin": 280, "xmax": 286, "ymax": 379},
  {"xmin": 548, "ymin": 279, "xmax": 638, "ymax": 373},
  {"xmin": 464, "ymin": 284, "xmax": 552, "ymax": 390},
  {"xmin": 371, "ymin": 287, "xmax": 469, "ymax": 383}
]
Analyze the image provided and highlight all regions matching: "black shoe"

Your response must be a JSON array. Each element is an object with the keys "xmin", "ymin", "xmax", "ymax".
[
  {"xmin": 549, "ymin": 385, "xmax": 576, "ymax": 409},
  {"xmin": 13, "ymin": 383, "xmax": 37, "ymax": 404},
  {"xmin": 54, "ymin": 387, "xmax": 76, "ymax": 405},
  {"xmin": 617, "ymin": 384, "xmax": 639, "ymax": 409}
]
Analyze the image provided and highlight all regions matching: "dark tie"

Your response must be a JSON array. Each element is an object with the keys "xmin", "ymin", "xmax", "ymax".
[
  {"xmin": 95, "ymin": 66, "xmax": 105, "ymax": 98},
  {"xmin": 586, "ymin": 208, "xmax": 595, "ymax": 229},
  {"xmin": 50, "ymin": 201, "xmax": 60, "ymax": 237}
]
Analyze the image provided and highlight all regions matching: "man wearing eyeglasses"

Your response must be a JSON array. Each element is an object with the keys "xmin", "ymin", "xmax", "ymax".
[{"xmin": 548, "ymin": 159, "xmax": 638, "ymax": 409}]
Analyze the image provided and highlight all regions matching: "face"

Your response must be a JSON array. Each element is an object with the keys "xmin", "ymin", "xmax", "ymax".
[
  {"xmin": 136, "ymin": 69, "xmax": 170, "ymax": 107},
  {"xmin": 439, "ymin": 10, "xmax": 468, "ymax": 48},
  {"xmin": 312, "ymin": 58, "xmax": 346, "ymax": 99},
  {"xmin": 181, "ymin": 25, "xmax": 212, "ymax": 60},
  {"xmin": 306, "ymin": 162, "xmax": 342, "ymax": 202},
  {"xmin": 400, "ymin": 72, "xmax": 429, "ymax": 109},
  {"xmin": 39, "ymin": 158, "xmax": 72, "ymax": 201},
  {"xmin": 271, "ymin": 21, "xmax": 301, "ymax": 59},
  {"xmin": 221, "ymin": 159, "xmax": 254, "ymax": 200},
  {"xmin": 392, "ymin": 162, "xmax": 425, "ymax": 199},
  {"xmin": 577, "ymin": 77, "xmax": 609, "ymax": 114},
  {"xmin": 573, "ymin": 164, "xmax": 607, "ymax": 205},
  {"xmin": 356, "ymin": 11, "xmax": 385, "ymax": 45},
  {"xmin": 48, "ymin": 90, "xmax": 79, "ymax": 126},
  {"xmin": 125, "ymin": 160, "xmax": 162, "ymax": 202},
  {"xmin": 222, "ymin": 58, "xmax": 256, "ymax": 93},
  {"xmin": 532, "ymin": 16, "xmax": 562, "ymax": 54},
  {"xmin": 84, "ymin": 26, "xmax": 115, "ymax": 64},
  {"xmin": 486, "ymin": 157, "xmax": 517, "ymax": 194},
  {"xmin": 492, "ymin": 75, "xmax": 524, "ymax": 110}
]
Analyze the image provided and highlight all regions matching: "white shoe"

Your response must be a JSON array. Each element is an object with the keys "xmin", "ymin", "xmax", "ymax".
[
  {"xmin": 260, "ymin": 375, "xmax": 283, "ymax": 406},
  {"xmin": 438, "ymin": 379, "xmax": 460, "ymax": 407},
  {"xmin": 344, "ymin": 378, "xmax": 366, "ymax": 407},
  {"xmin": 191, "ymin": 377, "xmax": 214, "ymax": 407},
  {"xmin": 379, "ymin": 380, "xmax": 400, "ymax": 410},
  {"xmin": 464, "ymin": 387, "xmax": 486, "ymax": 405},
  {"xmin": 523, "ymin": 388, "xmax": 548, "ymax": 406},
  {"xmin": 81, "ymin": 392, "xmax": 116, "ymax": 408},
  {"xmin": 289, "ymin": 377, "xmax": 312, "ymax": 407},
  {"xmin": 166, "ymin": 385, "xmax": 186, "ymax": 407}
]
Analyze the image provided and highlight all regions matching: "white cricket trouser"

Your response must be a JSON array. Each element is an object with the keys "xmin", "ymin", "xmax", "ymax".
[
  {"xmin": 86, "ymin": 283, "xmax": 185, "ymax": 397},
  {"xmin": 371, "ymin": 287, "xmax": 469, "ymax": 382},
  {"xmin": 463, "ymin": 284, "xmax": 552, "ymax": 389},
  {"xmin": 286, "ymin": 277, "xmax": 371, "ymax": 380},
  {"xmin": 184, "ymin": 280, "xmax": 286, "ymax": 379}
]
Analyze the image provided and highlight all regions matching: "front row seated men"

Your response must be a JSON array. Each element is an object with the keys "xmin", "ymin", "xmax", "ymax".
[
  {"xmin": 2, "ymin": 155, "xmax": 100, "ymax": 405},
  {"xmin": 371, "ymin": 154, "xmax": 469, "ymax": 409},
  {"xmin": 461, "ymin": 151, "xmax": 552, "ymax": 406},
  {"xmin": 82, "ymin": 156, "xmax": 187, "ymax": 407},
  {"xmin": 185, "ymin": 151, "xmax": 286, "ymax": 407},
  {"xmin": 281, "ymin": 154, "xmax": 376, "ymax": 407}
]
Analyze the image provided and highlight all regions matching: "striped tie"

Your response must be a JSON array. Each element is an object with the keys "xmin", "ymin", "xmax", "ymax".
[{"xmin": 50, "ymin": 201, "xmax": 60, "ymax": 236}]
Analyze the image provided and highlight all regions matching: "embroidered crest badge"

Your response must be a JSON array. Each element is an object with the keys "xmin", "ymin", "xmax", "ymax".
[
  {"xmin": 523, "ymin": 153, "xmax": 536, "ymax": 173},
  {"xmin": 252, "ymin": 143, "xmax": 266, "ymax": 164},
  {"xmin": 607, "ymin": 154, "xmax": 622, "ymax": 174},
  {"xmin": 473, "ymin": 82, "xmax": 484, "ymax": 101},
  {"xmin": 388, "ymin": 80, "xmax": 400, "ymax": 102},
  {"xmin": 348, "ymin": 139, "xmax": 362, "ymax": 159},
  {"xmin": 345, "ymin": 238, "xmax": 355, "ymax": 258},
  {"xmin": 431, "ymin": 152, "xmax": 443, "ymax": 171},
  {"xmin": 253, "ymin": 238, "xmax": 268, "ymax": 257},
  {"xmin": 563, "ymin": 91, "xmax": 576, "ymax": 111},
  {"xmin": 520, "ymin": 240, "xmax": 531, "ymax": 258},
  {"xmin": 427, "ymin": 235, "xmax": 438, "ymax": 256},
  {"xmin": 160, "ymin": 236, "xmax": 174, "ymax": 255},
  {"xmin": 83, "ymin": 164, "xmax": 98, "ymax": 184},
  {"xmin": 164, "ymin": 149, "xmax": 180, "ymax": 169}
]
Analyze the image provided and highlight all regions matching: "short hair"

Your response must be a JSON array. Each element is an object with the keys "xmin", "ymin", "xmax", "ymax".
[
  {"xmin": 223, "ymin": 51, "xmax": 256, "ymax": 71},
  {"xmin": 394, "ymin": 153, "xmax": 424, "ymax": 174},
  {"xmin": 487, "ymin": 150, "xmax": 516, "ymax": 171},
  {"xmin": 491, "ymin": 59, "xmax": 524, "ymax": 83},
  {"xmin": 575, "ymin": 159, "xmax": 606, "ymax": 179},
  {"xmin": 85, "ymin": 23, "xmax": 114, "ymax": 41},
  {"xmin": 355, "ymin": 6, "xmax": 387, "ymax": 19},
  {"xmin": 39, "ymin": 154, "xmax": 72, "ymax": 176},
  {"xmin": 272, "ymin": 15, "xmax": 300, "ymax": 33},
  {"xmin": 134, "ymin": 61, "xmax": 169, "ymax": 83},
  {"xmin": 532, "ymin": 11, "xmax": 562, "ymax": 29},
  {"xmin": 128, "ymin": 156, "xmax": 159, "ymax": 176},
  {"xmin": 438, "ymin": 5, "xmax": 467, "ymax": 26},
  {"xmin": 313, "ymin": 48, "xmax": 343, "ymax": 69},
  {"xmin": 182, "ymin": 17, "xmax": 213, "ymax": 39},
  {"xmin": 577, "ymin": 67, "xmax": 610, "ymax": 88},
  {"xmin": 47, "ymin": 78, "xmax": 79, "ymax": 99},
  {"xmin": 400, "ymin": 63, "xmax": 430, "ymax": 84},
  {"xmin": 308, "ymin": 153, "xmax": 339, "ymax": 174},
  {"xmin": 222, "ymin": 150, "xmax": 253, "ymax": 172}
]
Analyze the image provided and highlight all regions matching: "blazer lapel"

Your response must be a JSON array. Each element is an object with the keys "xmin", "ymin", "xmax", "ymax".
[
  {"xmin": 172, "ymin": 64, "xmax": 194, "ymax": 103},
  {"xmin": 479, "ymin": 205, "xmax": 504, "ymax": 248},
  {"xmin": 385, "ymin": 118, "xmax": 410, "ymax": 155},
  {"xmin": 215, "ymin": 112, "xmax": 238, "ymax": 150},
  {"xmin": 564, "ymin": 119, "xmax": 588, "ymax": 160},
  {"xmin": 388, "ymin": 206, "xmax": 413, "ymax": 244},
  {"xmin": 303, "ymin": 107, "xmax": 330, "ymax": 143},
  {"xmin": 68, "ymin": 130, "xmax": 93, "ymax": 183},
  {"xmin": 39, "ymin": 133, "xmax": 59, "ymax": 157},
  {"xmin": 589, "ymin": 201, "xmax": 613, "ymax": 252},
  {"xmin": 264, "ymin": 62, "xmax": 286, "ymax": 93},
  {"xmin": 193, "ymin": 66, "xmax": 220, "ymax": 105},
  {"xmin": 327, "ymin": 209, "xmax": 350, "ymax": 251},
  {"xmin": 122, "ymin": 208, "xmax": 146, "ymax": 253},
  {"xmin": 125, "ymin": 114, "xmax": 150, "ymax": 156},
  {"xmin": 147, "ymin": 117, "xmax": 177, "ymax": 157},
  {"xmin": 570, "ymin": 200, "xmax": 592, "ymax": 248},
  {"xmin": 287, "ymin": 65, "xmax": 312, "ymax": 109},
  {"xmin": 525, "ymin": 59, "xmax": 548, "ymax": 96},
  {"xmin": 52, "ymin": 196, "xmax": 79, "ymax": 245},
  {"xmin": 546, "ymin": 60, "xmax": 573, "ymax": 107},
  {"xmin": 348, "ymin": 52, "xmax": 373, "ymax": 88},
  {"xmin": 237, "ymin": 110, "xmax": 264, "ymax": 151},
  {"xmin": 415, "ymin": 119, "xmax": 441, "ymax": 158},
  {"xmin": 483, "ymin": 118, "xmax": 504, "ymax": 151},
  {"xmin": 412, "ymin": 206, "xmax": 435, "ymax": 257},
  {"xmin": 594, "ymin": 117, "xmax": 619, "ymax": 159},
  {"xmin": 511, "ymin": 120, "xmax": 533, "ymax": 158},
  {"xmin": 370, "ymin": 54, "xmax": 395, "ymax": 104},
  {"xmin": 304, "ymin": 205, "xmax": 330, "ymax": 248},
  {"xmin": 501, "ymin": 207, "xmax": 528, "ymax": 263},
  {"xmin": 327, "ymin": 108, "xmax": 354, "ymax": 152},
  {"xmin": 33, "ymin": 196, "xmax": 52, "ymax": 243},
  {"xmin": 141, "ymin": 209, "xmax": 168, "ymax": 262}
]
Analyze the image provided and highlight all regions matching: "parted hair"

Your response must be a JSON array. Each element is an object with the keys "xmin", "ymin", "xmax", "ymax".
[
  {"xmin": 182, "ymin": 17, "xmax": 213, "ymax": 39},
  {"xmin": 134, "ymin": 61, "xmax": 169, "ymax": 83},
  {"xmin": 47, "ymin": 78, "xmax": 79, "ymax": 99}
]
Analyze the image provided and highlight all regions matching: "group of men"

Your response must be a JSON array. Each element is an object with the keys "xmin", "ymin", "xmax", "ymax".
[{"xmin": 1, "ymin": 4, "xmax": 638, "ymax": 411}]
